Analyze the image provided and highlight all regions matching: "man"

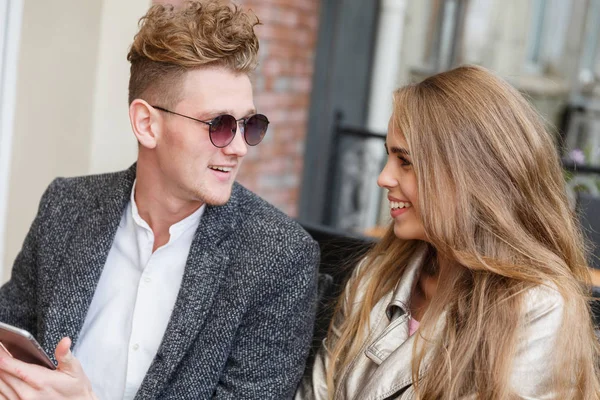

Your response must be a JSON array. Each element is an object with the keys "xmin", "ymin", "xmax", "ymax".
[{"xmin": 0, "ymin": 1, "xmax": 319, "ymax": 399}]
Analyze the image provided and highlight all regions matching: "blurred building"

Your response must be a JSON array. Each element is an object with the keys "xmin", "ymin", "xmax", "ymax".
[
  {"xmin": 1, "ymin": 0, "xmax": 600, "ymax": 281},
  {"xmin": 299, "ymin": 0, "xmax": 600, "ymax": 235}
]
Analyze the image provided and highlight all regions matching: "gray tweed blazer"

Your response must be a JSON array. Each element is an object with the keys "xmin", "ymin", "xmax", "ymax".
[{"xmin": 0, "ymin": 164, "xmax": 320, "ymax": 399}]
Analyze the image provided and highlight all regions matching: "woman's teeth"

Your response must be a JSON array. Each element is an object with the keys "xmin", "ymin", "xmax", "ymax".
[{"xmin": 390, "ymin": 201, "xmax": 411, "ymax": 210}]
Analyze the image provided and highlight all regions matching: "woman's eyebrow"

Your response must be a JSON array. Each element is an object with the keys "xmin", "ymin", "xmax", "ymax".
[{"xmin": 386, "ymin": 144, "xmax": 410, "ymax": 155}]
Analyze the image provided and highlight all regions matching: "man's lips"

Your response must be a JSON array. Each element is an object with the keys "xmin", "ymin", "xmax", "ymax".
[{"xmin": 208, "ymin": 165, "xmax": 236, "ymax": 173}]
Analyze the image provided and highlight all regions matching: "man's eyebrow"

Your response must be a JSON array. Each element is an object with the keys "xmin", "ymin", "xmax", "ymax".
[
  {"xmin": 244, "ymin": 108, "xmax": 257, "ymax": 117},
  {"xmin": 199, "ymin": 108, "xmax": 257, "ymax": 119},
  {"xmin": 385, "ymin": 143, "xmax": 410, "ymax": 155}
]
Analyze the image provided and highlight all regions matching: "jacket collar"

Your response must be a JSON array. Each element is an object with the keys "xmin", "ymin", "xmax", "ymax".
[
  {"xmin": 386, "ymin": 243, "xmax": 430, "ymax": 321},
  {"xmin": 358, "ymin": 243, "xmax": 445, "ymax": 400},
  {"xmin": 364, "ymin": 242, "xmax": 429, "ymax": 365},
  {"xmin": 359, "ymin": 310, "xmax": 447, "ymax": 400}
]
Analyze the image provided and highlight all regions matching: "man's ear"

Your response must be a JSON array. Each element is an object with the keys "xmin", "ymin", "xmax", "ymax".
[{"xmin": 129, "ymin": 99, "xmax": 160, "ymax": 149}]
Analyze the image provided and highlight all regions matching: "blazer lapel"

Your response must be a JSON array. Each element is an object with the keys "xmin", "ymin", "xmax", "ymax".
[
  {"xmin": 39, "ymin": 166, "xmax": 135, "ymax": 358},
  {"xmin": 138, "ymin": 194, "xmax": 238, "ymax": 397}
]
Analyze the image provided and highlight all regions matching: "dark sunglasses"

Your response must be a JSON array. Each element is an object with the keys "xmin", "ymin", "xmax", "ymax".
[{"xmin": 151, "ymin": 105, "xmax": 269, "ymax": 148}]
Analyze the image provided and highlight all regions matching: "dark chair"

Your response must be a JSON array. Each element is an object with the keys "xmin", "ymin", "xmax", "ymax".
[
  {"xmin": 577, "ymin": 192, "xmax": 600, "ymax": 270},
  {"xmin": 576, "ymin": 193, "xmax": 600, "ymax": 326},
  {"xmin": 299, "ymin": 220, "xmax": 375, "ymax": 374}
]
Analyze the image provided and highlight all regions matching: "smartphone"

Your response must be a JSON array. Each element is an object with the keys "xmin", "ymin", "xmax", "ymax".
[{"xmin": 0, "ymin": 322, "xmax": 56, "ymax": 369}]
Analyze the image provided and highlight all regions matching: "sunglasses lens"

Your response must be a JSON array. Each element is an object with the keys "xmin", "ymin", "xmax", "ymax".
[
  {"xmin": 210, "ymin": 115, "xmax": 237, "ymax": 147},
  {"xmin": 245, "ymin": 114, "xmax": 269, "ymax": 146}
]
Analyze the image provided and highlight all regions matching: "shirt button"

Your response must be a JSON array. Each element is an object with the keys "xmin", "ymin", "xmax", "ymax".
[
  {"xmin": 132, "ymin": 344, "xmax": 139, "ymax": 351},
  {"xmin": 144, "ymin": 277, "xmax": 152, "ymax": 283}
]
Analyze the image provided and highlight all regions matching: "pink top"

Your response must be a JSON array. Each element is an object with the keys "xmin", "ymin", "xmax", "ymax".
[{"xmin": 408, "ymin": 317, "xmax": 420, "ymax": 336}]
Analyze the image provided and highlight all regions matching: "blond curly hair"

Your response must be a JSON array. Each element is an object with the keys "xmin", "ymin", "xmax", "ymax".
[{"xmin": 127, "ymin": 0, "xmax": 260, "ymax": 106}]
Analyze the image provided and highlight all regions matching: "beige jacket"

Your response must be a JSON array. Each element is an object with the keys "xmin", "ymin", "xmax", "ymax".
[{"xmin": 297, "ymin": 244, "xmax": 565, "ymax": 400}]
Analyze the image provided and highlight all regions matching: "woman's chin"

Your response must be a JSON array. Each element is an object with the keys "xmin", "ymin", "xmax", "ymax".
[{"xmin": 393, "ymin": 223, "xmax": 427, "ymax": 242}]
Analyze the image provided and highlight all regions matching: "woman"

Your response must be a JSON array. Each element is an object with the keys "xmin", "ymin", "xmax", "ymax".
[{"xmin": 297, "ymin": 65, "xmax": 600, "ymax": 399}]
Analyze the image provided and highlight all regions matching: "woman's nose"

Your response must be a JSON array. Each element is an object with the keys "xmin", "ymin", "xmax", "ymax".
[{"xmin": 377, "ymin": 162, "xmax": 397, "ymax": 189}]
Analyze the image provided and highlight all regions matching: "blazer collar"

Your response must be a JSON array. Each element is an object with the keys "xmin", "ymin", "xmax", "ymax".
[
  {"xmin": 135, "ymin": 184, "xmax": 242, "ymax": 397},
  {"xmin": 97, "ymin": 163, "xmax": 138, "ymax": 220},
  {"xmin": 40, "ymin": 165, "xmax": 137, "ymax": 356}
]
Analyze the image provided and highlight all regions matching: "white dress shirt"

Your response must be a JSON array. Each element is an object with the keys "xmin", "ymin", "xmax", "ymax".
[{"xmin": 73, "ymin": 182, "xmax": 205, "ymax": 400}]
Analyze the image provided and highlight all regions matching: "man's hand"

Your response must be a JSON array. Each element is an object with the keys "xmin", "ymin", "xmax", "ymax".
[{"xmin": 0, "ymin": 337, "xmax": 97, "ymax": 400}]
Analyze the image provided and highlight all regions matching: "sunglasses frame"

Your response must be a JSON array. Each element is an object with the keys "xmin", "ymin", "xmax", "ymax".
[{"xmin": 151, "ymin": 105, "xmax": 269, "ymax": 148}]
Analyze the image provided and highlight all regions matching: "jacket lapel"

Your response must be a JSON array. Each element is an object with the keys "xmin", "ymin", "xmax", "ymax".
[
  {"xmin": 356, "ymin": 244, "xmax": 438, "ymax": 400},
  {"xmin": 39, "ymin": 166, "xmax": 136, "ymax": 358},
  {"xmin": 363, "ymin": 244, "xmax": 428, "ymax": 366},
  {"xmin": 137, "ymin": 187, "xmax": 239, "ymax": 397},
  {"xmin": 357, "ymin": 312, "xmax": 446, "ymax": 400},
  {"xmin": 358, "ymin": 333, "xmax": 419, "ymax": 400}
]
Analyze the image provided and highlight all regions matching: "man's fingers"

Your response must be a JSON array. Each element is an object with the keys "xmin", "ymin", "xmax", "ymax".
[
  {"xmin": 0, "ymin": 338, "xmax": 94, "ymax": 399},
  {"xmin": 0, "ymin": 370, "xmax": 26, "ymax": 400},
  {"xmin": 0, "ymin": 352, "xmax": 44, "ymax": 390},
  {"xmin": 55, "ymin": 337, "xmax": 84, "ymax": 378},
  {"xmin": 55, "ymin": 337, "xmax": 72, "ymax": 364}
]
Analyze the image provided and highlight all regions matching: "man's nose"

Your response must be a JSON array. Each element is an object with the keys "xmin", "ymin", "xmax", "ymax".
[{"xmin": 223, "ymin": 123, "xmax": 248, "ymax": 157}]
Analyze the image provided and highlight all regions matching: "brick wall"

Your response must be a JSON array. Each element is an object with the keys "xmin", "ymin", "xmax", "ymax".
[{"xmin": 235, "ymin": 0, "xmax": 320, "ymax": 216}]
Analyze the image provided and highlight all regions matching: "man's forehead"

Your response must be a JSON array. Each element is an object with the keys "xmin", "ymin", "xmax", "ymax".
[{"xmin": 179, "ymin": 68, "xmax": 255, "ymax": 117}]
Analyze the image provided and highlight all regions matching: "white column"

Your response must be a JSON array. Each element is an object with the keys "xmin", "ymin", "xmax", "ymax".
[
  {"xmin": 366, "ymin": 0, "xmax": 409, "ymax": 133},
  {"xmin": 3, "ymin": 0, "xmax": 103, "ymax": 280},
  {"xmin": 362, "ymin": 0, "xmax": 408, "ymax": 230},
  {"xmin": 0, "ymin": 0, "xmax": 24, "ymax": 282},
  {"xmin": 88, "ymin": 0, "xmax": 149, "ymax": 174}
]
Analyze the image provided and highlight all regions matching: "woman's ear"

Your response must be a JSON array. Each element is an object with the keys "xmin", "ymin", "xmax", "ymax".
[{"xmin": 129, "ymin": 99, "xmax": 160, "ymax": 149}]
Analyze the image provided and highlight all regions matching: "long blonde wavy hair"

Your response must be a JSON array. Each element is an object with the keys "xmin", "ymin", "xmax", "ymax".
[{"xmin": 325, "ymin": 65, "xmax": 600, "ymax": 399}]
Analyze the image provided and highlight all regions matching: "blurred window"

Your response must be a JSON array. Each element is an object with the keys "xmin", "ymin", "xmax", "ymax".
[
  {"xmin": 411, "ymin": 0, "xmax": 572, "ymax": 76},
  {"xmin": 525, "ymin": 0, "xmax": 547, "ymax": 71},
  {"xmin": 579, "ymin": 0, "xmax": 600, "ymax": 88},
  {"xmin": 421, "ymin": 0, "xmax": 466, "ymax": 73},
  {"xmin": 524, "ymin": 0, "xmax": 572, "ymax": 74}
]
